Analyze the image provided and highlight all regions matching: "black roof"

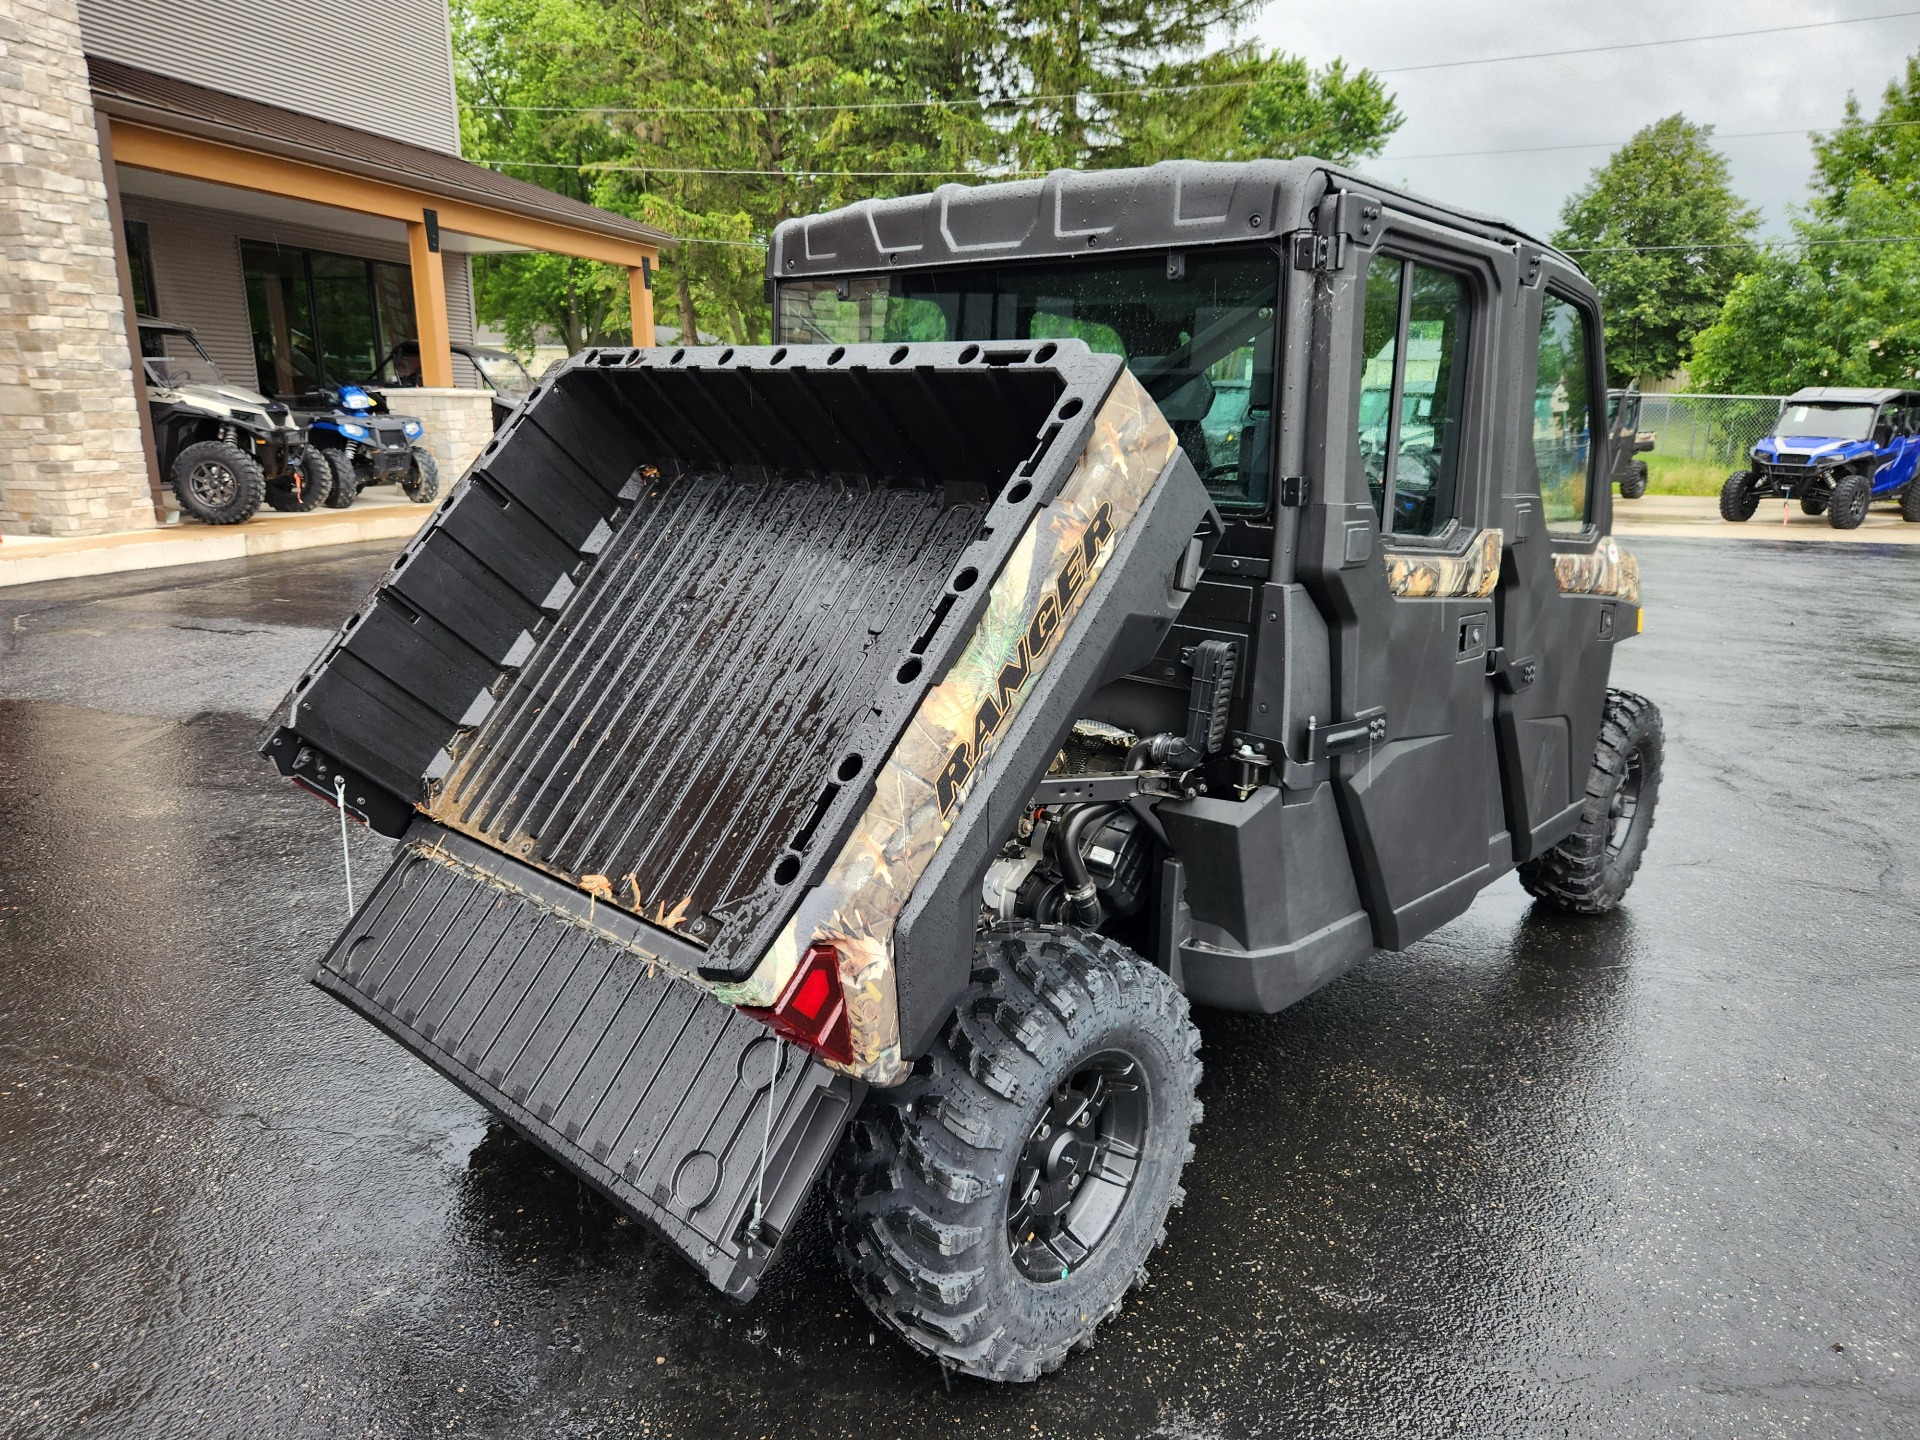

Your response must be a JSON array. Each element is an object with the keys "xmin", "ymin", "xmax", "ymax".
[
  {"xmin": 769, "ymin": 158, "xmax": 1569, "ymax": 281},
  {"xmin": 1785, "ymin": 386, "xmax": 1918, "ymax": 406}
]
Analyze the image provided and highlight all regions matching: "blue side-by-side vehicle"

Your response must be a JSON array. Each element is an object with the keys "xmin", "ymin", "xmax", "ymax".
[{"xmin": 1722, "ymin": 386, "xmax": 1920, "ymax": 529}]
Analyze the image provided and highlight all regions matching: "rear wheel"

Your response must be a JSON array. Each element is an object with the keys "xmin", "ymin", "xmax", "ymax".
[
  {"xmin": 1618, "ymin": 460, "xmax": 1648, "ymax": 500},
  {"xmin": 830, "ymin": 927, "xmax": 1201, "ymax": 1383},
  {"xmin": 1903, "ymin": 480, "xmax": 1920, "ymax": 523},
  {"xmin": 1519, "ymin": 689, "xmax": 1663, "ymax": 914},
  {"xmin": 1719, "ymin": 470, "xmax": 1758, "ymax": 521},
  {"xmin": 266, "ymin": 448, "xmax": 333, "ymax": 512},
  {"xmin": 401, "ymin": 446, "xmax": 440, "ymax": 503},
  {"xmin": 170, "ymin": 440, "xmax": 264, "ymax": 525},
  {"xmin": 321, "ymin": 449, "xmax": 358, "ymax": 509},
  {"xmin": 1828, "ymin": 472, "xmax": 1870, "ymax": 529}
]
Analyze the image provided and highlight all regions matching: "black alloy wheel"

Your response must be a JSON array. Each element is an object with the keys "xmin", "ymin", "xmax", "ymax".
[
  {"xmin": 1519, "ymin": 688, "xmax": 1664, "ymax": 914},
  {"xmin": 1718, "ymin": 469, "xmax": 1758, "ymax": 522},
  {"xmin": 169, "ymin": 439, "xmax": 264, "ymax": 525},
  {"xmin": 1828, "ymin": 472, "xmax": 1871, "ymax": 530},
  {"xmin": 830, "ymin": 927, "xmax": 1201, "ymax": 1382},
  {"xmin": 1007, "ymin": 1050, "xmax": 1148, "ymax": 1282}
]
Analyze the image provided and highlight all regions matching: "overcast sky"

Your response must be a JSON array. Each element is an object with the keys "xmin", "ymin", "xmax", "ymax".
[{"xmin": 1251, "ymin": 0, "xmax": 1920, "ymax": 239}]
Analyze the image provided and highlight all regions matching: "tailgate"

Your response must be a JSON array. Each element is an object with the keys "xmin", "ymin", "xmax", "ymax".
[{"xmin": 317, "ymin": 821, "xmax": 857, "ymax": 1298}]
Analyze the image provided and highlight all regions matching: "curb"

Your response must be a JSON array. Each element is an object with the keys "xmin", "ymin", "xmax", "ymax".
[{"xmin": 0, "ymin": 502, "xmax": 430, "ymax": 588}]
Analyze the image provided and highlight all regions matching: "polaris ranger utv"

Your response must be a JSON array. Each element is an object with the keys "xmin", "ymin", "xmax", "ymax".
[
  {"xmin": 138, "ymin": 319, "xmax": 328, "ymax": 521},
  {"xmin": 1607, "ymin": 385, "xmax": 1654, "ymax": 499},
  {"xmin": 1721, "ymin": 386, "xmax": 1920, "ymax": 528},
  {"xmin": 262, "ymin": 160, "xmax": 1661, "ymax": 1383}
]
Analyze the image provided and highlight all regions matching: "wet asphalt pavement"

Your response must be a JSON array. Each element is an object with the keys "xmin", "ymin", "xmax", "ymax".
[{"xmin": 0, "ymin": 537, "xmax": 1915, "ymax": 1440}]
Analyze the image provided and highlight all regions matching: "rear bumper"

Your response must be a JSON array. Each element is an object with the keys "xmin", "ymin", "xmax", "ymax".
[{"xmin": 314, "ymin": 820, "xmax": 861, "ymax": 1298}]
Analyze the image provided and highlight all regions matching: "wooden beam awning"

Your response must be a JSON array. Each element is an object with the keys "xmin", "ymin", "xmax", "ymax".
[{"xmin": 90, "ymin": 56, "xmax": 668, "ymax": 269}]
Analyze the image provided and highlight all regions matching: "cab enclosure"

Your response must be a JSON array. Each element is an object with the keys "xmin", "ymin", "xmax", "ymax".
[
  {"xmin": 264, "ymin": 159, "xmax": 1656, "ymax": 1380},
  {"xmin": 1725, "ymin": 386, "xmax": 1920, "ymax": 528}
]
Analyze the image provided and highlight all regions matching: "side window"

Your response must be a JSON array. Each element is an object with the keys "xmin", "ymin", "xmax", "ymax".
[
  {"xmin": 1355, "ymin": 253, "xmax": 1471, "ymax": 538},
  {"xmin": 1535, "ymin": 293, "xmax": 1597, "ymax": 532}
]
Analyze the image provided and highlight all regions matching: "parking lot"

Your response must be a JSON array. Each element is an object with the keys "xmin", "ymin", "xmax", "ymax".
[{"xmin": 1, "ymin": 535, "xmax": 1915, "ymax": 1439}]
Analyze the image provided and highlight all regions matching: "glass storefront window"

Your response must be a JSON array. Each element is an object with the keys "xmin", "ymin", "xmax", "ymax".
[{"xmin": 242, "ymin": 243, "xmax": 418, "ymax": 397}]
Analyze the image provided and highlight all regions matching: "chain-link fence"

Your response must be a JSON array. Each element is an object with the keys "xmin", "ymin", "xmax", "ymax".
[{"xmin": 1635, "ymin": 393, "xmax": 1784, "ymax": 468}]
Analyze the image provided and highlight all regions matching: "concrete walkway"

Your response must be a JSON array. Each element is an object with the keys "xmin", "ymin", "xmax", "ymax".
[
  {"xmin": 0, "ymin": 485, "xmax": 432, "ymax": 587},
  {"xmin": 1614, "ymin": 492, "xmax": 1920, "ymax": 544}
]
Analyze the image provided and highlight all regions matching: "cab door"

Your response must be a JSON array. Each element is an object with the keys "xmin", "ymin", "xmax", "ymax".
[
  {"xmin": 1490, "ymin": 266, "xmax": 1618, "ymax": 858},
  {"xmin": 1874, "ymin": 398, "xmax": 1920, "ymax": 494},
  {"xmin": 1294, "ymin": 199, "xmax": 1510, "ymax": 949}
]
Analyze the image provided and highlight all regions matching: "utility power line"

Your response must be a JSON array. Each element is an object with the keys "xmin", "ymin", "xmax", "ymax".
[{"xmin": 466, "ymin": 10, "xmax": 1920, "ymax": 118}]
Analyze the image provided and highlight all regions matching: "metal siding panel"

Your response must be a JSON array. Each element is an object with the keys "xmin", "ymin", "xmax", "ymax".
[{"xmin": 78, "ymin": 0, "xmax": 461, "ymax": 154}]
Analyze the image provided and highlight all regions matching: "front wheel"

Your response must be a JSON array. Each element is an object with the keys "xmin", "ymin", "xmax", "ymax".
[
  {"xmin": 1619, "ymin": 460, "xmax": 1648, "ymax": 500},
  {"xmin": 1519, "ymin": 689, "xmax": 1662, "ymax": 914},
  {"xmin": 1800, "ymin": 490, "xmax": 1829, "ymax": 517},
  {"xmin": 170, "ymin": 440, "xmax": 264, "ymax": 525},
  {"xmin": 1828, "ymin": 472, "xmax": 1870, "ymax": 529},
  {"xmin": 321, "ymin": 449, "xmax": 358, "ymax": 509},
  {"xmin": 1719, "ymin": 470, "xmax": 1758, "ymax": 522},
  {"xmin": 401, "ymin": 446, "xmax": 440, "ymax": 503},
  {"xmin": 830, "ymin": 928, "xmax": 1201, "ymax": 1383}
]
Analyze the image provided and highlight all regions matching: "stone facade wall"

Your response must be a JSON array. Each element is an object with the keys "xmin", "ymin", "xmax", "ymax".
[
  {"xmin": 0, "ymin": 0, "xmax": 156, "ymax": 536},
  {"xmin": 383, "ymin": 388, "xmax": 495, "ymax": 484}
]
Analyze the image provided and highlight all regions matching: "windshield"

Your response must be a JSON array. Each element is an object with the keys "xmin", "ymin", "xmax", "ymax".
[
  {"xmin": 141, "ymin": 329, "xmax": 225, "ymax": 389},
  {"xmin": 778, "ymin": 248, "xmax": 1280, "ymax": 511},
  {"xmin": 470, "ymin": 351, "xmax": 531, "ymax": 393},
  {"xmin": 1773, "ymin": 403, "xmax": 1876, "ymax": 441}
]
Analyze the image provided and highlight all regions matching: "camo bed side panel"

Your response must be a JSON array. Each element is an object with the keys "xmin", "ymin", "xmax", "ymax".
[{"xmin": 716, "ymin": 370, "xmax": 1180, "ymax": 1085}]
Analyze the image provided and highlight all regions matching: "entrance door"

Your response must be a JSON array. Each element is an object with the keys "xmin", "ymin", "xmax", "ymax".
[{"xmin": 1298, "ymin": 209, "xmax": 1508, "ymax": 950}]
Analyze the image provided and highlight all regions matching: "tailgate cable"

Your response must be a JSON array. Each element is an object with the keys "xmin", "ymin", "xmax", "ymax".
[
  {"xmin": 334, "ymin": 775, "xmax": 356, "ymax": 914},
  {"xmin": 749, "ymin": 1037, "xmax": 779, "ymax": 1239}
]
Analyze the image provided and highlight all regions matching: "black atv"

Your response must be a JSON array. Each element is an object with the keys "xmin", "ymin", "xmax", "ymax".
[
  {"xmin": 263, "ymin": 160, "xmax": 1662, "ymax": 1385},
  {"xmin": 1607, "ymin": 385, "xmax": 1655, "ymax": 499},
  {"xmin": 291, "ymin": 382, "xmax": 440, "ymax": 509},
  {"xmin": 137, "ymin": 319, "xmax": 328, "ymax": 522}
]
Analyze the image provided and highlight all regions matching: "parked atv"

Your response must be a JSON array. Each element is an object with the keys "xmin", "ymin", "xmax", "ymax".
[
  {"xmin": 1721, "ymin": 386, "xmax": 1920, "ymax": 529},
  {"xmin": 137, "ymin": 319, "xmax": 327, "ymax": 522},
  {"xmin": 1607, "ymin": 385, "xmax": 1655, "ymax": 499},
  {"xmin": 293, "ymin": 383, "xmax": 439, "ymax": 507},
  {"xmin": 264, "ymin": 160, "xmax": 1662, "ymax": 1385}
]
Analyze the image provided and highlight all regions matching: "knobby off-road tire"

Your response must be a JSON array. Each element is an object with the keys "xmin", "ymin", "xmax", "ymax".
[
  {"xmin": 1801, "ymin": 490, "xmax": 1829, "ymax": 517},
  {"xmin": 830, "ymin": 927, "xmax": 1202, "ymax": 1383},
  {"xmin": 1619, "ymin": 460, "xmax": 1649, "ymax": 500},
  {"xmin": 170, "ymin": 440, "xmax": 264, "ymax": 525},
  {"xmin": 402, "ymin": 446, "xmax": 440, "ymax": 503},
  {"xmin": 321, "ymin": 449, "xmax": 359, "ymax": 509},
  {"xmin": 266, "ymin": 448, "xmax": 333, "ymax": 512},
  {"xmin": 1719, "ymin": 470, "xmax": 1758, "ymax": 522},
  {"xmin": 1519, "ymin": 689, "xmax": 1663, "ymax": 914},
  {"xmin": 1903, "ymin": 480, "xmax": 1920, "ymax": 523},
  {"xmin": 1828, "ymin": 472, "xmax": 1870, "ymax": 530}
]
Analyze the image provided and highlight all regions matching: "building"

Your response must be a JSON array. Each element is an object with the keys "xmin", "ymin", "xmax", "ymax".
[{"xmin": 2, "ymin": 0, "xmax": 667, "ymax": 537}]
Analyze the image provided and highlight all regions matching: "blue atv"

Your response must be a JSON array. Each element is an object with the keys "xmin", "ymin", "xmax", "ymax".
[
  {"xmin": 1721, "ymin": 386, "xmax": 1920, "ymax": 529},
  {"xmin": 293, "ymin": 383, "xmax": 440, "ymax": 508}
]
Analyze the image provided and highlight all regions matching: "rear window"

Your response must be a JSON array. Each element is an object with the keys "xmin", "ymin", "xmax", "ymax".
[{"xmin": 779, "ymin": 249, "xmax": 1280, "ymax": 512}]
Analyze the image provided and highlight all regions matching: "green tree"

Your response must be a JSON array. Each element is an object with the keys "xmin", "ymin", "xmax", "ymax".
[
  {"xmin": 454, "ymin": 0, "xmax": 1402, "ymax": 350},
  {"xmin": 1551, "ymin": 114, "xmax": 1760, "ymax": 385},
  {"xmin": 1811, "ymin": 55, "xmax": 1920, "ymax": 213},
  {"xmin": 1690, "ymin": 179, "xmax": 1920, "ymax": 393}
]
